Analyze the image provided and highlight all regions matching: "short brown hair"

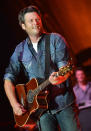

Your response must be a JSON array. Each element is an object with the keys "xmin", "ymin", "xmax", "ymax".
[{"xmin": 18, "ymin": 5, "xmax": 41, "ymax": 26}]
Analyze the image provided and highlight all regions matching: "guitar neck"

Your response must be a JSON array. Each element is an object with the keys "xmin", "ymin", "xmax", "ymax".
[
  {"xmin": 34, "ymin": 79, "xmax": 50, "ymax": 95},
  {"xmin": 33, "ymin": 62, "xmax": 73, "ymax": 95}
]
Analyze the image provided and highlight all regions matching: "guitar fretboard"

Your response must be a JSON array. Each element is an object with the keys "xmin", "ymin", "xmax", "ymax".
[
  {"xmin": 32, "ymin": 62, "xmax": 73, "ymax": 96},
  {"xmin": 33, "ymin": 79, "xmax": 50, "ymax": 95}
]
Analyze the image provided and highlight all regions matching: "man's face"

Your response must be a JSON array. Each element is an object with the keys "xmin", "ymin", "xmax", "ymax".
[
  {"xmin": 22, "ymin": 12, "xmax": 43, "ymax": 36},
  {"xmin": 75, "ymin": 70, "xmax": 86, "ymax": 83}
]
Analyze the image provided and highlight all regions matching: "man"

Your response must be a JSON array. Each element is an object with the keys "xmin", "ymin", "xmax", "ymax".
[
  {"xmin": 4, "ymin": 5, "xmax": 80, "ymax": 131},
  {"xmin": 73, "ymin": 67, "xmax": 91, "ymax": 131}
]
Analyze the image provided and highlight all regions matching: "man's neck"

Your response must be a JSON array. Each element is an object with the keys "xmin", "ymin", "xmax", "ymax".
[
  {"xmin": 29, "ymin": 34, "xmax": 41, "ymax": 43},
  {"xmin": 78, "ymin": 80, "xmax": 87, "ymax": 86},
  {"xmin": 78, "ymin": 81, "xmax": 87, "ymax": 91}
]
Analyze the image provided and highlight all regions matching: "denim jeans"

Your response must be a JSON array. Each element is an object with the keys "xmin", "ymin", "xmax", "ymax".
[{"xmin": 38, "ymin": 105, "xmax": 81, "ymax": 131}]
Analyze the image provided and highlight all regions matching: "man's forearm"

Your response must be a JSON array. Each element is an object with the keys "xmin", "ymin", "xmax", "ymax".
[{"xmin": 4, "ymin": 80, "xmax": 18, "ymax": 108}]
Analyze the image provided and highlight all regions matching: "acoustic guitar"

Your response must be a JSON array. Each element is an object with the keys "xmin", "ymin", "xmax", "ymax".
[{"xmin": 14, "ymin": 62, "xmax": 73, "ymax": 127}]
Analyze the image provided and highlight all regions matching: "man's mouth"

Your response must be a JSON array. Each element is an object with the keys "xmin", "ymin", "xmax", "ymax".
[{"xmin": 33, "ymin": 26, "xmax": 40, "ymax": 29}]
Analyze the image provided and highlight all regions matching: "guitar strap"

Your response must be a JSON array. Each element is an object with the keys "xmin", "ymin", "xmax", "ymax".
[{"xmin": 44, "ymin": 34, "xmax": 50, "ymax": 79}]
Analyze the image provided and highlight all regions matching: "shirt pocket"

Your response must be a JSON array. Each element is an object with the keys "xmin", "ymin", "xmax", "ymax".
[{"xmin": 21, "ymin": 55, "xmax": 33, "ymax": 70}]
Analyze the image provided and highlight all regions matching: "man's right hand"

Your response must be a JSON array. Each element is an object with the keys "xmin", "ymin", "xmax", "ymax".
[
  {"xmin": 13, "ymin": 102, "xmax": 26, "ymax": 116},
  {"xmin": 4, "ymin": 80, "xmax": 27, "ymax": 116}
]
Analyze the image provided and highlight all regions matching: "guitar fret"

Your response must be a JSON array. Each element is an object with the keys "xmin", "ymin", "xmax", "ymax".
[
  {"xmin": 34, "ymin": 79, "xmax": 50, "ymax": 95},
  {"xmin": 33, "ymin": 62, "xmax": 73, "ymax": 95}
]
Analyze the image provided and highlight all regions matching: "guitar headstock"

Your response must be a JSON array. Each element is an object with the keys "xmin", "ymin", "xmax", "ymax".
[{"xmin": 58, "ymin": 62, "xmax": 74, "ymax": 76}]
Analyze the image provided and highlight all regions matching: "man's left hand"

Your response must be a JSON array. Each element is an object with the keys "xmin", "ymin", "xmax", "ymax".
[{"xmin": 49, "ymin": 71, "xmax": 71, "ymax": 85}]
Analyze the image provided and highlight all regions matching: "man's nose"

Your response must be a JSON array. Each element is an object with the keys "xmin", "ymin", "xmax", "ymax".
[{"xmin": 33, "ymin": 20, "xmax": 38, "ymax": 24}]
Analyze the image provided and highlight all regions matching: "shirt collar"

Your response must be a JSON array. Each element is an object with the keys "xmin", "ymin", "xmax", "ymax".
[{"xmin": 26, "ymin": 33, "xmax": 47, "ymax": 45}]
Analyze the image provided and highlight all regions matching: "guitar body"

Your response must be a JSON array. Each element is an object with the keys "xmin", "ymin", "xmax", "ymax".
[{"xmin": 14, "ymin": 78, "xmax": 48, "ymax": 127}]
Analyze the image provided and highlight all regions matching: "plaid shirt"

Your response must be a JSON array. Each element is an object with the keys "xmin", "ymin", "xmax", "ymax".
[{"xmin": 73, "ymin": 82, "xmax": 91, "ymax": 109}]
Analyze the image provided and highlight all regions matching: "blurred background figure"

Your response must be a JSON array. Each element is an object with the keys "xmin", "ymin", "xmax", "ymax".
[{"xmin": 73, "ymin": 67, "xmax": 91, "ymax": 131}]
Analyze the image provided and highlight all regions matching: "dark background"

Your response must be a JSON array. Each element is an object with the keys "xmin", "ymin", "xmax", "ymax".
[{"xmin": 0, "ymin": 0, "xmax": 91, "ymax": 130}]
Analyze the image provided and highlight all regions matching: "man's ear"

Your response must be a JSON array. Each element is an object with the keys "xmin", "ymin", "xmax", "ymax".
[{"xmin": 21, "ymin": 23, "xmax": 26, "ymax": 30}]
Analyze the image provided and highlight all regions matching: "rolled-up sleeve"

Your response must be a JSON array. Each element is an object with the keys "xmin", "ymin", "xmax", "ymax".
[
  {"xmin": 55, "ymin": 34, "xmax": 69, "ymax": 68},
  {"xmin": 4, "ymin": 47, "xmax": 21, "ymax": 83}
]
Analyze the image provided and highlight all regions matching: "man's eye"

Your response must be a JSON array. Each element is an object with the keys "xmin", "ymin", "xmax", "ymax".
[
  {"xmin": 28, "ymin": 19, "xmax": 40, "ymax": 23},
  {"xmin": 36, "ymin": 19, "xmax": 40, "ymax": 22},
  {"xmin": 30, "ymin": 19, "xmax": 33, "ymax": 22}
]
